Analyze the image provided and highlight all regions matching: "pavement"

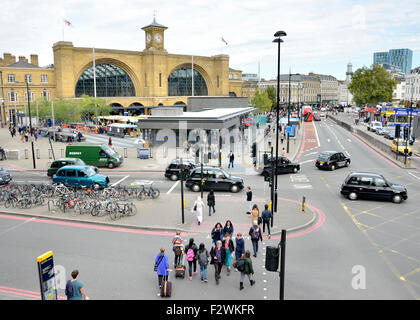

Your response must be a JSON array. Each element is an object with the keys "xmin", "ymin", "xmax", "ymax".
[{"xmin": 0, "ymin": 120, "xmax": 317, "ymax": 237}]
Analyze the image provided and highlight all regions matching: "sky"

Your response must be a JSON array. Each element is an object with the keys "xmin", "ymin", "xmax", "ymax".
[{"xmin": 1, "ymin": 0, "xmax": 419, "ymax": 81}]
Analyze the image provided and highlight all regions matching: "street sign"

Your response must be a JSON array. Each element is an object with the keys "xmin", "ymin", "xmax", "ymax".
[
  {"xmin": 244, "ymin": 117, "xmax": 254, "ymax": 127},
  {"xmin": 36, "ymin": 251, "xmax": 58, "ymax": 300}
]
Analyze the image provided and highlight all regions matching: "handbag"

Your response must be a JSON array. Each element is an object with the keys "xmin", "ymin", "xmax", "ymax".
[
  {"xmin": 154, "ymin": 256, "xmax": 164, "ymax": 272},
  {"xmin": 257, "ymin": 216, "xmax": 262, "ymax": 225},
  {"xmin": 193, "ymin": 204, "xmax": 197, "ymax": 211}
]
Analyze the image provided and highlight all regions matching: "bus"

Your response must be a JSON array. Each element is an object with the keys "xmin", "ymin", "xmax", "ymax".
[{"xmin": 303, "ymin": 106, "xmax": 313, "ymax": 122}]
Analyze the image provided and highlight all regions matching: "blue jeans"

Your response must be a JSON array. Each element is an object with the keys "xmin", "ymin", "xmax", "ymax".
[
  {"xmin": 209, "ymin": 205, "xmax": 215, "ymax": 215},
  {"xmin": 200, "ymin": 265, "xmax": 208, "ymax": 280},
  {"xmin": 228, "ymin": 160, "xmax": 234, "ymax": 168},
  {"xmin": 251, "ymin": 239, "xmax": 259, "ymax": 256}
]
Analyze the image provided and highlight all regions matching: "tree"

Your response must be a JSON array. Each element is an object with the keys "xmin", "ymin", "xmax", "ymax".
[
  {"xmin": 348, "ymin": 65, "xmax": 397, "ymax": 107},
  {"xmin": 265, "ymin": 86, "xmax": 277, "ymax": 109},
  {"xmin": 251, "ymin": 90, "xmax": 272, "ymax": 113},
  {"xmin": 78, "ymin": 95, "xmax": 111, "ymax": 121}
]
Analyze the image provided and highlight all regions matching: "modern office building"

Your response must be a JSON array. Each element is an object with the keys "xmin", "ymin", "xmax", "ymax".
[{"xmin": 373, "ymin": 48, "xmax": 413, "ymax": 74}]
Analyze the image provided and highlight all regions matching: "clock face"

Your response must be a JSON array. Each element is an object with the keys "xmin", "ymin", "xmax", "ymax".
[
  {"xmin": 155, "ymin": 33, "xmax": 162, "ymax": 43},
  {"xmin": 146, "ymin": 34, "xmax": 151, "ymax": 43}
]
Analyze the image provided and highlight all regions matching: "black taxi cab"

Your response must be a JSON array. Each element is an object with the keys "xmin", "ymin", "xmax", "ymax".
[
  {"xmin": 185, "ymin": 166, "xmax": 244, "ymax": 193},
  {"xmin": 164, "ymin": 158, "xmax": 198, "ymax": 181},
  {"xmin": 315, "ymin": 151, "xmax": 350, "ymax": 171}
]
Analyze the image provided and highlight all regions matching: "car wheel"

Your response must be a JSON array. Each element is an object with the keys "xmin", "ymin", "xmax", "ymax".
[
  {"xmin": 345, "ymin": 161, "xmax": 349, "ymax": 167},
  {"xmin": 92, "ymin": 183, "xmax": 100, "ymax": 190},
  {"xmin": 348, "ymin": 192, "xmax": 357, "ymax": 200},
  {"xmin": 192, "ymin": 184, "xmax": 201, "ymax": 192},
  {"xmin": 107, "ymin": 162, "xmax": 114, "ymax": 169},
  {"xmin": 293, "ymin": 167, "xmax": 299, "ymax": 173},
  {"xmin": 170, "ymin": 174, "xmax": 178, "ymax": 181},
  {"xmin": 392, "ymin": 194, "xmax": 402, "ymax": 204},
  {"xmin": 230, "ymin": 184, "xmax": 239, "ymax": 193},
  {"xmin": 331, "ymin": 165, "xmax": 335, "ymax": 171}
]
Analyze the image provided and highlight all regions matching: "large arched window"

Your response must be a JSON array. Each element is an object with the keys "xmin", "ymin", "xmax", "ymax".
[
  {"xmin": 75, "ymin": 63, "xmax": 135, "ymax": 97},
  {"xmin": 168, "ymin": 67, "xmax": 208, "ymax": 96}
]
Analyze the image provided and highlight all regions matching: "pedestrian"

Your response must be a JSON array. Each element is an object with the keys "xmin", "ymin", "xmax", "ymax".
[
  {"xmin": 261, "ymin": 204, "xmax": 272, "ymax": 239},
  {"xmin": 281, "ymin": 131, "xmax": 285, "ymax": 144},
  {"xmin": 21, "ymin": 131, "xmax": 24, "ymax": 143},
  {"xmin": 192, "ymin": 196, "xmax": 204, "ymax": 225},
  {"xmin": 246, "ymin": 186, "xmax": 252, "ymax": 214},
  {"xmin": 185, "ymin": 238, "xmax": 198, "ymax": 280},
  {"xmin": 268, "ymin": 135, "xmax": 272, "ymax": 147},
  {"xmin": 228, "ymin": 150, "xmax": 234, "ymax": 169},
  {"xmin": 12, "ymin": 127, "xmax": 16, "ymax": 138},
  {"xmin": 210, "ymin": 240, "xmax": 226, "ymax": 285},
  {"xmin": 211, "ymin": 223, "xmax": 224, "ymax": 247},
  {"xmin": 196, "ymin": 243, "xmax": 210, "ymax": 283},
  {"xmin": 249, "ymin": 222, "xmax": 263, "ymax": 258},
  {"xmin": 249, "ymin": 204, "xmax": 260, "ymax": 226},
  {"xmin": 24, "ymin": 131, "xmax": 28, "ymax": 142},
  {"xmin": 223, "ymin": 220, "xmax": 234, "ymax": 237},
  {"xmin": 235, "ymin": 233, "xmax": 245, "ymax": 262},
  {"xmin": 108, "ymin": 137, "xmax": 112, "ymax": 147},
  {"xmin": 172, "ymin": 231, "xmax": 184, "ymax": 267},
  {"xmin": 207, "ymin": 190, "xmax": 216, "ymax": 216},
  {"xmin": 67, "ymin": 269, "xmax": 87, "ymax": 300},
  {"xmin": 155, "ymin": 248, "xmax": 170, "ymax": 288},
  {"xmin": 222, "ymin": 232, "xmax": 235, "ymax": 276},
  {"xmin": 281, "ymin": 147, "xmax": 286, "ymax": 157},
  {"xmin": 237, "ymin": 250, "xmax": 255, "ymax": 290}
]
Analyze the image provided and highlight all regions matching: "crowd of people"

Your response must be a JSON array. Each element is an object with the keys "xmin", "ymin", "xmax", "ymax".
[{"xmin": 154, "ymin": 186, "xmax": 273, "ymax": 293}]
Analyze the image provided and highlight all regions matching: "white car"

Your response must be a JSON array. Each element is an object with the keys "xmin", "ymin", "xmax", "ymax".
[{"xmin": 367, "ymin": 121, "xmax": 383, "ymax": 132}]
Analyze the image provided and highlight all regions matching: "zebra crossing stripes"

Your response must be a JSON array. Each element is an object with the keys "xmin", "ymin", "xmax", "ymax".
[{"xmin": 290, "ymin": 174, "xmax": 313, "ymax": 189}]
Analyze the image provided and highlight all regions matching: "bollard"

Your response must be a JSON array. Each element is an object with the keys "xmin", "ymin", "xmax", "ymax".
[
  {"xmin": 24, "ymin": 149, "xmax": 28, "ymax": 159},
  {"xmin": 48, "ymin": 149, "xmax": 52, "ymax": 159},
  {"xmin": 36, "ymin": 149, "xmax": 40, "ymax": 159},
  {"xmin": 61, "ymin": 149, "xmax": 64, "ymax": 158},
  {"xmin": 124, "ymin": 148, "xmax": 128, "ymax": 158},
  {"xmin": 302, "ymin": 196, "xmax": 306, "ymax": 212}
]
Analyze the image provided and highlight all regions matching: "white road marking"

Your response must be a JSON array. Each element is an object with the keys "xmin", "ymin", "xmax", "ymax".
[
  {"xmin": 0, "ymin": 217, "xmax": 35, "ymax": 237},
  {"xmin": 304, "ymin": 151, "xmax": 317, "ymax": 157},
  {"xmin": 408, "ymin": 172, "xmax": 420, "ymax": 180},
  {"xmin": 327, "ymin": 138, "xmax": 331, "ymax": 143},
  {"xmin": 314, "ymin": 121, "xmax": 321, "ymax": 147},
  {"xmin": 111, "ymin": 175, "xmax": 129, "ymax": 187},
  {"xmin": 299, "ymin": 159, "xmax": 316, "ymax": 165},
  {"xmin": 347, "ymin": 139, "xmax": 352, "ymax": 142},
  {"xmin": 167, "ymin": 180, "xmax": 180, "ymax": 194},
  {"xmin": 293, "ymin": 184, "xmax": 313, "ymax": 189}
]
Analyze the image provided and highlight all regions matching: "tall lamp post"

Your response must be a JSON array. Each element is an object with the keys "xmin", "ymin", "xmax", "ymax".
[
  {"xmin": 16, "ymin": 80, "xmax": 36, "ymax": 169},
  {"xmin": 272, "ymin": 31, "xmax": 287, "ymax": 215}
]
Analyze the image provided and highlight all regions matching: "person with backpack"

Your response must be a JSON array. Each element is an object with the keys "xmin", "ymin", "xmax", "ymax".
[
  {"xmin": 211, "ymin": 223, "xmax": 224, "ymax": 247},
  {"xmin": 210, "ymin": 240, "xmax": 226, "ymax": 285},
  {"xmin": 65, "ymin": 269, "xmax": 87, "ymax": 300},
  {"xmin": 235, "ymin": 233, "xmax": 245, "ymax": 263},
  {"xmin": 222, "ymin": 232, "xmax": 235, "ymax": 276},
  {"xmin": 155, "ymin": 248, "xmax": 170, "ymax": 288},
  {"xmin": 246, "ymin": 187, "xmax": 252, "ymax": 214},
  {"xmin": 237, "ymin": 250, "xmax": 255, "ymax": 290},
  {"xmin": 207, "ymin": 190, "xmax": 216, "ymax": 216},
  {"xmin": 172, "ymin": 231, "xmax": 184, "ymax": 267},
  {"xmin": 249, "ymin": 222, "xmax": 263, "ymax": 258},
  {"xmin": 196, "ymin": 243, "xmax": 210, "ymax": 283},
  {"xmin": 185, "ymin": 238, "xmax": 198, "ymax": 280},
  {"xmin": 261, "ymin": 204, "xmax": 273, "ymax": 239}
]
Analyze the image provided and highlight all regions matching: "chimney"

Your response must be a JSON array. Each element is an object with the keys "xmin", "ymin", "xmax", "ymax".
[
  {"xmin": 0, "ymin": 58, "xmax": 3, "ymax": 66},
  {"xmin": 3, "ymin": 53, "xmax": 16, "ymax": 65},
  {"xmin": 18, "ymin": 56, "xmax": 26, "ymax": 62},
  {"xmin": 30, "ymin": 54, "xmax": 38, "ymax": 66}
]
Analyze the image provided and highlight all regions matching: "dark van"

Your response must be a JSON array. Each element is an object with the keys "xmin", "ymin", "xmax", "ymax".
[{"xmin": 47, "ymin": 158, "xmax": 86, "ymax": 177}]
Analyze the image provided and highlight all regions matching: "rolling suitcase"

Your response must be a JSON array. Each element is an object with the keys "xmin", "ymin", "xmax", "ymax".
[
  {"xmin": 160, "ymin": 271, "xmax": 172, "ymax": 298},
  {"xmin": 175, "ymin": 254, "xmax": 186, "ymax": 278}
]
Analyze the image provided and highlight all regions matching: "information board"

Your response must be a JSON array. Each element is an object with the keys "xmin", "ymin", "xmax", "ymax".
[{"xmin": 36, "ymin": 251, "xmax": 58, "ymax": 300}]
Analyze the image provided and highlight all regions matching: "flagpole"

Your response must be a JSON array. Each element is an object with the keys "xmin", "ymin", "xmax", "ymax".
[{"xmin": 93, "ymin": 47, "xmax": 97, "ymax": 120}]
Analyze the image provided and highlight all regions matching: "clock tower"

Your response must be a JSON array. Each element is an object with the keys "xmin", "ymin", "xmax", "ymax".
[{"xmin": 142, "ymin": 17, "xmax": 167, "ymax": 51}]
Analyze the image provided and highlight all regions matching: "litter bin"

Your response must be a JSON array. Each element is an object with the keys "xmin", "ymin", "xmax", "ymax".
[{"xmin": 138, "ymin": 148, "xmax": 150, "ymax": 159}]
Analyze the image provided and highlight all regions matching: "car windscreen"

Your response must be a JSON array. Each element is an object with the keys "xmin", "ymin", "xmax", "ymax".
[
  {"xmin": 318, "ymin": 153, "xmax": 331, "ymax": 161},
  {"xmin": 103, "ymin": 145, "xmax": 116, "ymax": 157},
  {"xmin": 219, "ymin": 169, "xmax": 231, "ymax": 178},
  {"xmin": 85, "ymin": 167, "xmax": 97, "ymax": 176}
]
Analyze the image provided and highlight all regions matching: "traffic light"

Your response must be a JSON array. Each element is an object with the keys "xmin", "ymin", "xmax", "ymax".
[
  {"xmin": 251, "ymin": 142, "xmax": 257, "ymax": 158},
  {"xmin": 395, "ymin": 124, "xmax": 401, "ymax": 138},
  {"xmin": 403, "ymin": 126, "xmax": 409, "ymax": 140}
]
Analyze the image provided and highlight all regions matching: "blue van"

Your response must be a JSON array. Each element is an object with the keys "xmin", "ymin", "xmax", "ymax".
[{"xmin": 52, "ymin": 165, "xmax": 110, "ymax": 189}]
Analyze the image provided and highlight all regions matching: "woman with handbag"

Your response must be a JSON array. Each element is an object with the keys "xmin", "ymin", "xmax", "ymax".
[
  {"xmin": 155, "ymin": 248, "xmax": 170, "ymax": 288},
  {"xmin": 207, "ymin": 190, "xmax": 216, "ymax": 216},
  {"xmin": 192, "ymin": 196, "xmax": 204, "ymax": 225}
]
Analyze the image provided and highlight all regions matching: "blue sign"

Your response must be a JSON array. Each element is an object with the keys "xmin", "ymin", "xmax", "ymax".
[
  {"xmin": 47, "ymin": 118, "xmax": 52, "ymax": 127},
  {"xmin": 36, "ymin": 251, "xmax": 57, "ymax": 300},
  {"xmin": 286, "ymin": 125, "xmax": 296, "ymax": 137}
]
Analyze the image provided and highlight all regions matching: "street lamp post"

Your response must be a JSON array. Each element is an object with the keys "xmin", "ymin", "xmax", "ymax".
[
  {"xmin": 16, "ymin": 80, "xmax": 36, "ymax": 169},
  {"xmin": 272, "ymin": 31, "xmax": 287, "ymax": 214}
]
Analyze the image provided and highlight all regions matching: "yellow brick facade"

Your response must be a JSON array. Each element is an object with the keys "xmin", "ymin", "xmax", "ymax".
[{"xmin": 0, "ymin": 19, "xmax": 242, "ymax": 121}]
